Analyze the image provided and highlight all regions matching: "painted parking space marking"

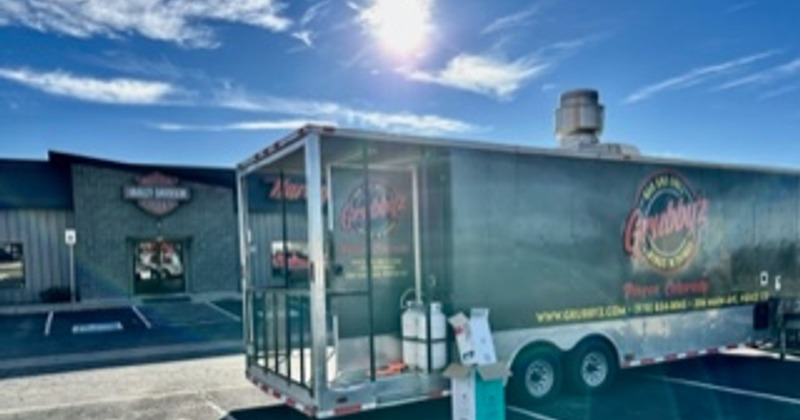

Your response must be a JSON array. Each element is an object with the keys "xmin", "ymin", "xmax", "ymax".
[
  {"xmin": 131, "ymin": 305, "xmax": 152, "ymax": 329},
  {"xmin": 44, "ymin": 311, "xmax": 53, "ymax": 337},
  {"xmin": 205, "ymin": 301, "xmax": 242, "ymax": 323},
  {"xmin": 72, "ymin": 321, "xmax": 124, "ymax": 334},
  {"xmin": 138, "ymin": 302, "xmax": 233, "ymax": 327},
  {"xmin": 645, "ymin": 375, "xmax": 800, "ymax": 406},
  {"xmin": 47, "ymin": 308, "xmax": 146, "ymax": 336},
  {"xmin": 202, "ymin": 394, "xmax": 240, "ymax": 420},
  {"xmin": 508, "ymin": 405, "xmax": 562, "ymax": 420}
]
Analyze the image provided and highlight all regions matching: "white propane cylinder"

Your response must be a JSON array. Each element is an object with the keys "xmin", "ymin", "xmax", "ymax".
[
  {"xmin": 401, "ymin": 303, "xmax": 421, "ymax": 369},
  {"xmin": 417, "ymin": 302, "xmax": 447, "ymax": 371}
]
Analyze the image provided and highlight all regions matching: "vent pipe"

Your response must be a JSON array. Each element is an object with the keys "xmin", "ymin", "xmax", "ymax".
[
  {"xmin": 554, "ymin": 89, "xmax": 640, "ymax": 158},
  {"xmin": 555, "ymin": 89, "xmax": 604, "ymax": 149}
]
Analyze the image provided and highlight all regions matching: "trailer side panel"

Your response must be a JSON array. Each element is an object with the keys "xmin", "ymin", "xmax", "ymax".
[{"xmin": 446, "ymin": 149, "xmax": 798, "ymax": 331}]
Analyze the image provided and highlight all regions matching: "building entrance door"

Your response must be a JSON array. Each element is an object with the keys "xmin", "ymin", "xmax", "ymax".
[{"xmin": 133, "ymin": 239, "xmax": 186, "ymax": 295}]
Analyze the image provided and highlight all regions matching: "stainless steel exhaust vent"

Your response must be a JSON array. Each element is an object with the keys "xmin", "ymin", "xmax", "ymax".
[{"xmin": 555, "ymin": 89, "xmax": 604, "ymax": 149}]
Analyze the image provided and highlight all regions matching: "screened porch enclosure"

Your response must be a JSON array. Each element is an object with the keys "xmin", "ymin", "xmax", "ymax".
[{"xmin": 240, "ymin": 131, "xmax": 451, "ymax": 408}]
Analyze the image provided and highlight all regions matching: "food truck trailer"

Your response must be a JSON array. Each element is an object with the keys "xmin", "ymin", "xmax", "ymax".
[{"xmin": 237, "ymin": 90, "xmax": 794, "ymax": 417}]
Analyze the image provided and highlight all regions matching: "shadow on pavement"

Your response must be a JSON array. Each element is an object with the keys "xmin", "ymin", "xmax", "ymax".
[
  {"xmin": 225, "ymin": 399, "xmax": 451, "ymax": 420},
  {"xmin": 214, "ymin": 299, "xmax": 243, "ymax": 319},
  {"xmin": 226, "ymin": 406, "xmax": 309, "ymax": 420},
  {"xmin": 0, "ymin": 313, "xmax": 47, "ymax": 341}
]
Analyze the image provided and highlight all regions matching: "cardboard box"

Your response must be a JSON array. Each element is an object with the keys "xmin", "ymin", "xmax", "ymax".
[
  {"xmin": 444, "ymin": 362, "xmax": 510, "ymax": 420},
  {"xmin": 448, "ymin": 308, "xmax": 497, "ymax": 365}
]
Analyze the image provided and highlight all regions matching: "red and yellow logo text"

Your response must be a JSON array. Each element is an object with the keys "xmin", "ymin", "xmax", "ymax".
[{"xmin": 624, "ymin": 171, "xmax": 709, "ymax": 272}]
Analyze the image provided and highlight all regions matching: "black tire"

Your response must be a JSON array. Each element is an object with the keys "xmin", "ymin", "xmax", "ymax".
[
  {"xmin": 508, "ymin": 346, "xmax": 563, "ymax": 406},
  {"xmin": 566, "ymin": 340, "xmax": 617, "ymax": 394}
]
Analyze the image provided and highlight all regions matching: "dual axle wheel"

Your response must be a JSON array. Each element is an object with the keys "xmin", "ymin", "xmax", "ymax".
[{"xmin": 508, "ymin": 339, "xmax": 617, "ymax": 406}]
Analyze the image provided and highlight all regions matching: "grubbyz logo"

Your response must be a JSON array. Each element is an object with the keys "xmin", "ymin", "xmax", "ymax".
[
  {"xmin": 339, "ymin": 180, "xmax": 407, "ymax": 238},
  {"xmin": 123, "ymin": 172, "xmax": 191, "ymax": 217},
  {"xmin": 624, "ymin": 171, "xmax": 709, "ymax": 272}
]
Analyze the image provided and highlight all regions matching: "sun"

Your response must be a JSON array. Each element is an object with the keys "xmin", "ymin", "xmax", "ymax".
[{"xmin": 359, "ymin": 0, "xmax": 433, "ymax": 57}]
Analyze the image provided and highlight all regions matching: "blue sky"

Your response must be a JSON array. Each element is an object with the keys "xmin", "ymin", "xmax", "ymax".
[{"xmin": 0, "ymin": 0, "xmax": 799, "ymax": 168}]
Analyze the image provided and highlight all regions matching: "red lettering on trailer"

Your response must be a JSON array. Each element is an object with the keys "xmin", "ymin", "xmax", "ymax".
[
  {"xmin": 270, "ymin": 178, "xmax": 307, "ymax": 200},
  {"xmin": 624, "ymin": 199, "xmax": 709, "ymax": 257},
  {"xmin": 340, "ymin": 194, "xmax": 407, "ymax": 231},
  {"xmin": 665, "ymin": 279, "xmax": 710, "ymax": 297},
  {"xmin": 268, "ymin": 178, "xmax": 328, "ymax": 202},
  {"xmin": 624, "ymin": 282, "xmax": 661, "ymax": 299}
]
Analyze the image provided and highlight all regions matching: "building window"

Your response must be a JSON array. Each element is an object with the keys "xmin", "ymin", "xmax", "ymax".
[
  {"xmin": 134, "ymin": 239, "xmax": 186, "ymax": 295},
  {"xmin": 0, "ymin": 242, "xmax": 24, "ymax": 289}
]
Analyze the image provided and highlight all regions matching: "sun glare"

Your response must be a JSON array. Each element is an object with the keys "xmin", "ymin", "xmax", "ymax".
[{"xmin": 360, "ymin": 0, "xmax": 433, "ymax": 57}]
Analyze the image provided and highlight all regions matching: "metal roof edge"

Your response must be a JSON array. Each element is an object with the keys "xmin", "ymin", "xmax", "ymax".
[{"xmin": 236, "ymin": 125, "xmax": 800, "ymax": 178}]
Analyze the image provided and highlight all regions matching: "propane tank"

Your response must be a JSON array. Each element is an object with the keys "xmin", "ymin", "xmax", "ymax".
[
  {"xmin": 401, "ymin": 303, "xmax": 421, "ymax": 369},
  {"xmin": 417, "ymin": 302, "xmax": 447, "ymax": 371}
]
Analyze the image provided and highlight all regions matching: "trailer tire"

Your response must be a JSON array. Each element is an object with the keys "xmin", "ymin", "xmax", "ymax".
[
  {"xmin": 508, "ymin": 346, "xmax": 563, "ymax": 406},
  {"xmin": 566, "ymin": 339, "xmax": 617, "ymax": 394}
]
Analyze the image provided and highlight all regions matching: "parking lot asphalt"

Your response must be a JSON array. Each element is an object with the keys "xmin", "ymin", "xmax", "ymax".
[
  {"xmin": 6, "ymin": 301, "xmax": 800, "ymax": 420},
  {"xmin": 0, "ymin": 299, "xmax": 243, "ymax": 378},
  {"xmin": 2, "ymin": 351, "xmax": 800, "ymax": 419},
  {"xmin": 229, "ymin": 352, "xmax": 800, "ymax": 420}
]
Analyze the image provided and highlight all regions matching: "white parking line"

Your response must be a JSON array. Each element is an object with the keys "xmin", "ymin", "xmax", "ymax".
[
  {"xmin": 205, "ymin": 301, "xmax": 242, "ymax": 322},
  {"xmin": 508, "ymin": 405, "xmax": 562, "ymax": 420},
  {"xmin": 646, "ymin": 375, "xmax": 800, "ymax": 406},
  {"xmin": 131, "ymin": 305, "xmax": 152, "ymax": 329},
  {"xmin": 44, "ymin": 311, "xmax": 54, "ymax": 336},
  {"xmin": 203, "ymin": 396, "xmax": 240, "ymax": 420}
]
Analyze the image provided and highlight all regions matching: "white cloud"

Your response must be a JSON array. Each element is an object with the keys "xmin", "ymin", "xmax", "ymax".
[
  {"xmin": 0, "ymin": 67, "xmax": 176, "ymax": 105},
  {"xmin": 759, "ymin": 84, "xmax": 800, "ymax": 101},
  {"xmin": 153, "ymin": 119, "xmax": 334, "ymax": 132},
  {"xmin": 717, "ymin": 57, "xmax": 800, "ymax": 90},
  {"xmin": 624, "ymin": 50, "xmax": 778, "ymax": 104},
  {"xmin": 348, "ymin": 110, "xmax": 473, "ymax": 132},
  {"xmin": 292, "ymin": 31, "xmax": 314, "ymax": 47},
  {"xmin": 407, "ymin": 54, "xmax": 548, "ymax": 100},
  {"xmin": 0, "ymin": 0, "xmax": 292, "ymax": 48},
  {"xmin": 289, "ymin": 1, "xmax": 333, "ymax": 49},
  {"xmin": 724, "ymin": 2, "xmax": 755, "ymax": 14},
  {"xmin": 217, "ymin": 92, "xmax": 475, "ymax": 133},
  {"xmin": 541, "ymin": 83, "xmax": 557, "ymax": 92},
  {"xmin": 301, "ymin": 0, "xmax": 331, "ymax": 26},
  {"xmin": 482, "ymin": 6, "xmax": 539, "ymax": 36}
]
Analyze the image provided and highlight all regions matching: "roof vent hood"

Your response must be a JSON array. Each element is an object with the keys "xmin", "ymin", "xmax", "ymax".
[{"xmin": 555, "ymin": 89, "xmax": 640, "ymax": 158}]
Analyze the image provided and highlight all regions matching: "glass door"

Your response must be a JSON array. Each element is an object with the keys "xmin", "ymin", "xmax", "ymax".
[
  {"xmin": 322, "ymin": 137, "xmax": 422, "ymax": 384},
  {"xmin": 133, "ymin": 239, "xmax": 186, "ymax": 295}
]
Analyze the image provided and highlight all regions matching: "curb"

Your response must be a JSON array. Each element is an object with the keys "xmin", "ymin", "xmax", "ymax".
[{"xmin": 0, "ymin": 340, "xmax": 243, "ymax": 373}]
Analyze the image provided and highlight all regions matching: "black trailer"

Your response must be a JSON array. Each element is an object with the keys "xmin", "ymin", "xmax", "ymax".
[{"xmin": 238, "ymin": 121, "xmax": 793, "ymax": 416}]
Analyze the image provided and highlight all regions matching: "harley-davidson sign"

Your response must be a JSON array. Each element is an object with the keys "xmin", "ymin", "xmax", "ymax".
[
  {"xmin": 123, "ymin": 172, "xmax": 191, "ymax": 217},
  {"xmin": 624, "ymin": 171, "xmax": 709, "ymax": 272}
]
